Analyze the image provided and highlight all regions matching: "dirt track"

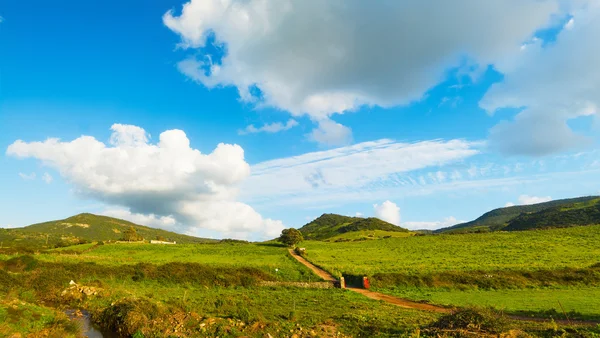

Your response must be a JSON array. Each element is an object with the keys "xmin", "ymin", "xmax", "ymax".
[
  {"xmin": 289, "ymin": 249, "xmax": 450, "ymax": 313},
  {"xmin": 288, "ymin": 249, "xmax": 599, "ymax": 325}
]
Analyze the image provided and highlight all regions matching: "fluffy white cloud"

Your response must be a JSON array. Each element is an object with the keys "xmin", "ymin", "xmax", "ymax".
[
  {"xmin": 505, "ymin": 202, "xmax": 516, "ymax": 207},
  {"xmin": 481, "ymin": 2, "xmax": 600, "ymax": 155},
  {"xmin": 102, "ymin": 208, "xmax": 177, "ymax": 229},
  {"xmin": 42, "ymin": 173, "xmax": 53, "ymax": 184},
  {"xmin": 164, "ymin": 0, "xmax": 561, "ymax": 144},
  {"xmin": 242, "ymin": 139, "xmax": 480, "ymax": 206},
  {"xmin": 373, "ymin": 200, "xmax": 400, "ymax": 226},
  {"xmin": 517, "ymin": 195, "xmax": 552, "ymax": 205},
  {"xmin": 307, "ymin": 119, "xmax": 352, "ymax": 146},
  {"xmin": 6, "ymin": 124, "xmax": 284, "ymax": 239},
  {"xmin": 238, "ymin": 119, "xmax": 298, "ymax": 135},
  {"xmin": 402, "ymin": 216, "xmax": 463, "ymax": 231},
  {"xmin": 18, "ymin": 172, "xmax": 36, "ymax": 181}
]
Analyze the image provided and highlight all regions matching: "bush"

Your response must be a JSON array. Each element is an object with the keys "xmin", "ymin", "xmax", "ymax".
[
  {"xmin": 96, "ymin": 297, "xmax": 160, "ymax": 336},
  {"xmin": 4, "ymin": 255, "xmax": 38, "ymax": 272},
  {"xmin": 428, "ymin": 308, "xmax": 508, "ymax": 334}
]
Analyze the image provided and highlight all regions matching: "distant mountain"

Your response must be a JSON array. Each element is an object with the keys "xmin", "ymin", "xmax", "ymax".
[
  {"xmin": 299, "ymin": 214, "xmax": 409, "ymax": 241},
  {"xmin": 0, "ymin": 213, "xmax": 215, "ymax": 249},
  {"xmin": 436, "ymin": 196, "xmax": 600, "ymax": 234}
]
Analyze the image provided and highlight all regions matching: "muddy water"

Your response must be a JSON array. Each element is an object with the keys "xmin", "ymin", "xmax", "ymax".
[{"xmin": 65, "ymin": 309, "xmax": 118, "ymax": 338}]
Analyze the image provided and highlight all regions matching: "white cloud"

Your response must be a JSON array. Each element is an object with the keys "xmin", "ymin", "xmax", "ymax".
[
  {"xmin": 481, "ymin": 2, "xmax": 600, "ymax": 155},
  {"xmin": 517, "ymin": 195, "xmax": 552, "ymax": 205},
  {"xmin": 239, "ymin": 119, "xmax": 298, "ymax": 135},
  {"xmin": 102, "ymin": 208, "xmax": 177, "ymax": 229},
  {"xmin": 242, "ymin": 139, "xmax": 480, "ymax": 205},
  {"xmin": 564, "ymin": 18, "xmax": 575, "ymax": 30},
  {"xmin": 307, "ymin": 119, "xmax": 352, "ymax": 146},
  {"xmin": 505, "ymin": 202, "xmax": 516, "ymax": 207},
  {"xmin": 6, "ymin": 124, "xmax": 284, "ymax": 239},
  {"xmin": 42, "ymin": 173, "xmax": 53, "ymax": 184},
  {"xmin": 402, "ymin": 216, "xmax": 463, "ymax": 231},
  {"xmin": 373, "ymin": 200, "xmax": 400, "ymax": 226},
  {"xmin": 164, "ymin": 0, "xmax": 561, "ymax": 144},
  {"xmin": 18, "ymin": 172, "xmax": 36, "ymax": 181},
  {"xmin": 355, "ymin": 212, "xmax": 363, "ymax": 217}
]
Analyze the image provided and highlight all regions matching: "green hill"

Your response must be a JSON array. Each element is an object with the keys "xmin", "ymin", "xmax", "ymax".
[
  {"xmin": 437, "ymin": 196, "xmax": 600, "ymax": 234},
  {"xmin": 0, "ymin": 213, "xmax": 215, "ymax": 249},
  {"xmin": 299, "ymin": 213, "xmax": 409, "ymax": 241},
  {"xmin": 504, "ymin": 198, "xmax": 600, "ymax": 231}
]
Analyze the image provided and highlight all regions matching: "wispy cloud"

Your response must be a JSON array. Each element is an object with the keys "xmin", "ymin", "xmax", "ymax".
[
  {"xmin": 42, "ymin": 172, "xmax": 53, "ymax": 184},
  {"xmin": 18, "ymin": 172, "xmax": 36, "ymax": 181},
  {"xmin": 243, "ymin": 139, "xmax": 481, "ymax": 206},
  {"xmin": 238, "ymin": 119, "xmax": 298, "ymax": 135}
]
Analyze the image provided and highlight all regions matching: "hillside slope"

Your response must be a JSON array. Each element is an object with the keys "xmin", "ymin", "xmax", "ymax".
[
  {"xmin": 504, "ymin": 198, "xmax": 600, "ymax": 231},
  {"xmin": 0, "ymin": 213, "xmax": 215, "ymax": 249},
  {"xmin": 299, "ymin": 214, "xmax": 409, "ymax": 240},
  {"xmin": 437, "ymin": 196, "xmax": 600, "ymax": 233}
]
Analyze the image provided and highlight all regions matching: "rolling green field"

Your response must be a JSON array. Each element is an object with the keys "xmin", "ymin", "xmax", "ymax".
[
  {"xmin": 302, "ymin": 225, "xmax": 600, "ymax": 276},
  {"xmin": 35, "ymin": 242, "xmax": 313, "ymax": 281},
  {"xmin": 326, "ymin": 230, "xmax": 413, "ymax": 242},
  {"xmin": 2, "ymin": 223, "xmax": 600, "ymax": 336},
  {"xmin": 382, "ymin": 287, "xmax": 600, "ymax": 321}
]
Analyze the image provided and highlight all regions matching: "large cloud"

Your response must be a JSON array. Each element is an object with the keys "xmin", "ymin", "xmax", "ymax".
[
  {"xmin": 481, "ymin": 2, "xmax": 600, "ymax": 155},
  {"xmin": 6, "ymin": 124, "xmax": 284, "ymax": 239},
  {"xmin": 164, "ymin": 0, "xmax": 560, "ymax": 144}
]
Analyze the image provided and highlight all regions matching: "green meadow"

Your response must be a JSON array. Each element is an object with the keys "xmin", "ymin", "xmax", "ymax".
[
  {"xmin": 301, "ymin": 225, "xmax": 600, "ymax": 276},
  {"xmin": 2, "ymin": 224, "xmax": 600, "ymax": 336}
]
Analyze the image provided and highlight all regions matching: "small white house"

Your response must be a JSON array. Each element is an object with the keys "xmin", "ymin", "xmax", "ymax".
[{"xmin": 150, "ymin": 240, "xmax": 176, "ymax": 245}]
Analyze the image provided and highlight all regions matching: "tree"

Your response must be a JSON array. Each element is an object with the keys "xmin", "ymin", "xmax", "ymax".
[
  {"xmin": 122, "ymin": 226, "xmax": 141, "ymax": 242},
  {"xmin": 278, "ymin": 228, "xmax": 304, "ymax": 247}
]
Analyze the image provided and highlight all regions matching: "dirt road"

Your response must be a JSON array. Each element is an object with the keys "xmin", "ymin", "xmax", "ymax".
[
  {"xmin": 288, "ymin": 249, "xmax": 599, "ymax": 325},
  {"xmin": 289, "ymin": 249, "xmax": 450, "ymax": 313}
]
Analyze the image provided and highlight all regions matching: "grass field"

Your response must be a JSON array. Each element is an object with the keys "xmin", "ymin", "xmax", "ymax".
[
  {"xmin": 302, "ymin": 225, "xmax": 600, "ymax": 277},
  {"xmin": 36, "ymin": 242, "xmax": 314, "ymax": 281},
  {"xmin": 380, "ymin": 287, "xmax": 600, "ymax": 321},
  {"xmin": 2, "ymin": 224, "xmax": 600, "ymax": 336},
  {"xmin": 326, "ymin": 230, "xmax": 413, "ymax": 242}
]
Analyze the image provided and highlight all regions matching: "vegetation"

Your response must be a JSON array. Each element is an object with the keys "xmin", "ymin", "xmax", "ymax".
[
  {"xmin": 0, "ymin": 213, "xmax": 215, "ymax": 250},
  {"xmin": 326, "ymin": 229, "xmax": 413, "ymax": 242},
  {"xmin": 278, "ymin": 228, "xmax": 304, "ymax": 247},
  {"xmin": 302, "ymin": 224, "xmax": 600, "ymax": 277},
  {"xmin": 505, "ymin": 198, "xmax": 600, "ymax": 231},
  {"xmin": 3, "ymin": 205, "xmax": 600, "ymax": 336},
  {"xmin": 437, "ymin": 196, "xmax": 600, "ymax": 233},
  {"xmin": 299, "ymin": 213, "xmax": 408, "ymax": 240},
  {"xmin": 382, "ymin": 287, "xmax": 600, "ymax": 321}
]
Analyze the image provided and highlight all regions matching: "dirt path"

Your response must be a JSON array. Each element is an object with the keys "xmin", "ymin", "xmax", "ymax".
[
  {"xmin": 289, "ymin": 249, "xmax": 450, "ymax": 313},
  {"xmin": 288, "ymin": 250, "xmax": 599, "ymax": 325},
  {"xmin": 288, "ymin": 249, "xmax": 337, "ymax": 282}
]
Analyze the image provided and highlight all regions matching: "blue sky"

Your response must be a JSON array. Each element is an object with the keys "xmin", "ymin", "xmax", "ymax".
[{"xmin": 1, "ymin": 0, "xmax": 599, "ymax": 239}]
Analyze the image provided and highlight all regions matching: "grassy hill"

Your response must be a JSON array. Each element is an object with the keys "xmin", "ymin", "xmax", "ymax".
[
  {"xmin": 436, "ymin": 196, "xmax": 600, "ymax": 234},
  {"xmin": 504, "ymin": 197, "xmax": 600, "ymax": 231},
  {"xmin": 299, "ymin": 213, "xmax": 409, "ymax": 241},
  {"xmin": 0, "ymin": 213, "xmax": 215, "ymax": 249}
]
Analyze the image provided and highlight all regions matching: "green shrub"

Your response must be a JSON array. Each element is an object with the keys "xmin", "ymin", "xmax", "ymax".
[{"xmin": 428, "ymin": 307, "xmax": 508, "ymax": 334}]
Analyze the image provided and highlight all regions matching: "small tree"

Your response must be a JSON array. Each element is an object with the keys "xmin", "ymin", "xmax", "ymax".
[
  {"xmin": 278, "ymin": 228, "xmax": 304, "ymax": 247},
  {"xmin": 122, "ymin": 226, "xmax": 141, "ymax": 242}
]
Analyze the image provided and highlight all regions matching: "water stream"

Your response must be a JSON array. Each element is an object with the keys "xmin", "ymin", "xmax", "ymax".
[{"xmin": 65, "ymin": 309, "xmax": 118, "ymax": 338}]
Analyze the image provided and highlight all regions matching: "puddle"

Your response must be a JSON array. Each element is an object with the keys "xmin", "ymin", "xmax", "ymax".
[{"xmin": 65, "ymin": 309, "xmax": 118, "ymax": 338}]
